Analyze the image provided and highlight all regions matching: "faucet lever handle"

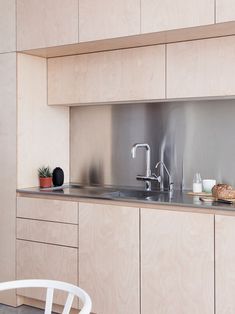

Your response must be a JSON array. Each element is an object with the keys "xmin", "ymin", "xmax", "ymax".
[{"xmin": 151, "ymin": 173, "xmax": 161, "ymax": 182}]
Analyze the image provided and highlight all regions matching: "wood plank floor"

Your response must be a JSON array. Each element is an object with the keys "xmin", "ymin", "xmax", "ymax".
[{"xmin": 0, "ymin": 304, "xmax": 47, "ymax": 313}]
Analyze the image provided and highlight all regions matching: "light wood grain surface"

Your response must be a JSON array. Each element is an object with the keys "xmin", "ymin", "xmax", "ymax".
[
  {"xmin": 19, "ymin": 21, "xmax": 235, "ymax": 58},
  {"xmin": 167, "ymin": 36, "xmax": 235, "ymax": 98},
  {"xmin": 0, "ymin": 0, "xmax": 16, "ymax": 53},
  {"xmin": 141, "ymin": 208, "xmax": 214, "ymax": 314},
  {"xmin": 79, "ymin": 202, "xmax": 140, "ymax": 314},
  {"xmin": 215, "ymin": 215, "xmax": 235, "ymax": 314},
  {"xmin": 17, "ymin": 197, "xmax": 78, "ymax": 224},
  {"xmin": 48, "ymin": 45, "xmax": 165, "ymax": 105},
  {"xmin": 17, "ymin": 0, "xmax": 78, "ymax": 50},
  {"xmin": 0, "ymin": 52, "xmax": 17, "ymax": 306},
  {"xmin": 17, "ymin": 53, "xmax": 69, "ymax": 188},
  {"xmin": 17, "ymin": 218, "xmax": 78, "ymax": 247},
  {"xmin": 142, "ymin": 0, "xmax": 214, "ymax": 33},
  {"xmin": 216, "ymin": 0, "xmax": 235, "ymax": 23},
  {"xmin": 79, "ymin": 0, "xmax": 140, "ymax": 42},
  {"xmin": 16, "ymin": 240, "xmax": 78, "ymax": 307}
]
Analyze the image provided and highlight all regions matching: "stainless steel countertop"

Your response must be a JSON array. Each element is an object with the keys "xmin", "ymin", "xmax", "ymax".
[{"xmin": 16, "ymin": 183, "xmax": 235, "ymax": 212}]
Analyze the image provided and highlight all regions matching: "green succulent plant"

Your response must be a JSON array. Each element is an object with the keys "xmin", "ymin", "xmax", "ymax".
[{"xmin": 38, "ymin": 166, "xmax": 52, "ymax": 178}]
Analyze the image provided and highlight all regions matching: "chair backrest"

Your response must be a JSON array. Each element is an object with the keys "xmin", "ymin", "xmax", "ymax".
[{"xmin": 0, "ymin": 279, "xmax": 92, "ymax": 314}]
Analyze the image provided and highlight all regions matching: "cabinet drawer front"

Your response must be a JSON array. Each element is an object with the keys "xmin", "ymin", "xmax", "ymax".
[
  {"xmin": 17, "ymin": 197, "xmax": 78, "ymax": 224},
  {"xmin": 16, "ymin": 240, "xmax": 78, "ymax": 306},
  {"xmin": 17, "ymin": 218, "xmax": 78, "ymax": 247}
]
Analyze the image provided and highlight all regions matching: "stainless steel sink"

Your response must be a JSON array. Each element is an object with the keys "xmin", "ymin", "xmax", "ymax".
[
  {"xmin": 102, "ymin": 189, "xmax": 173, "ymax": 201},
  {"xmin": 57, "ymin": 184, "xmax": 173, "ymax": 202}
]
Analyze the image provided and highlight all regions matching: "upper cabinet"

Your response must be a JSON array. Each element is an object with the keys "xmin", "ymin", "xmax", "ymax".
[
  {"xmin": 78, "ymin": 0, "xmax": 140, "ymax": 42},
  {"xmin": 0, "ymin": 0, "xmax": 16, "ymax": 53},
  {"xmin": 216, "ymin": 0, "xmax": 235, "ymax": 23},
  {"xmin": 167, "ymin": 36, "xmax": 235, "ymax": 99},
  {"xmin": 17, "ymin": 0, "xmax": 79, "ymax": 50},
  {"xmin": 141, "ymin": 0, "xmax": 214, "ymax": 34},
  {"xmin": 48, "ymin": 45, "xmax": 165, "ymax": 105}
]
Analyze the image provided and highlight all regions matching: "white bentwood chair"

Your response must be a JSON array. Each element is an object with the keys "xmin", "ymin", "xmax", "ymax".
[{"xmin": 0, "ymin": 279, "xmax": 92, "ymax": 314}]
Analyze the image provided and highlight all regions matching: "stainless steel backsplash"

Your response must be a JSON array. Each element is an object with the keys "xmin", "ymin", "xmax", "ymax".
[{"xmin": 70, "ymin": 100, "xmax": 235, "ymax": 190}]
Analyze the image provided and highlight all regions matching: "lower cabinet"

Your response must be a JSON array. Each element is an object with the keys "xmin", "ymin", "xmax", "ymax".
[
  {"xmin": 79, "ymin": 202, "xmax": 140, "ymax": 314},
  {"xmin": 16, "ymin": 240, "xmax": 78, "ymax": 307},
  {"xmin": 16, "ymin": 197, "xmax": 78, "ymax": 309},
  {"xmin": 141, "ymin": 208, "xmax": 214, "ymax": 314},
  {"xmin": 215, "ymin": 215, "xmax": 235, "ymax": 314}
]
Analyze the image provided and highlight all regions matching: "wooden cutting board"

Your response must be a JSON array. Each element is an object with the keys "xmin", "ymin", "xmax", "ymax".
[
  {"xmin": 187, "ymin": 191, "xmax": 212, "ymax": 196},
  {"xmin": 188, "ymin": 192, "xmax": 235, "ymax": 204}
]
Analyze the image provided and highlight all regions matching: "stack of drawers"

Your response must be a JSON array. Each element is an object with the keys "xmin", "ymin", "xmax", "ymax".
[{"xmin": 16, "ymin": 196, "xmax": 78, "ymax": 307}]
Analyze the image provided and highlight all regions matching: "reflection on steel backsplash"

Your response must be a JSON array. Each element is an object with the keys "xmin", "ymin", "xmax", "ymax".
[{"xmin": 71, "ymin": 99, "xmax": 235, "ymax": 190}]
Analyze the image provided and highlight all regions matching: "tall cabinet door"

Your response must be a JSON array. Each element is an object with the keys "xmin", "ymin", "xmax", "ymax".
[
  {"xmin": 141, "ymin": 208, "xmax": 214, "ymax": 314},
  {"xmin": 0, "ymin": 52, "xmax": 17, "ymax": 306},
  {"xmin": 215, "ymin": 215, "xmax": 235, "ymax": 314},
  {"xmin": 79, "ymin": 0, "xmax": 140, "ymax": 42},
  {"xmin": 79, "ymin": 202, "xmax": 140, "ymax": 314},
  {"xmin": 141, "ymin": 0, "xmax": 214, "ymax": 33}
]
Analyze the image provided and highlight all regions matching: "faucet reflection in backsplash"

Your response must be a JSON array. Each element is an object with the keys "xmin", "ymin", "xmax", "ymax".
[
  {"xmin": 155, "ymin": 161, "xmax": 174, "ymax": 192},
  {"xmin": 131, "ymin": 143, "xmax": 174, "ymax": 191}
]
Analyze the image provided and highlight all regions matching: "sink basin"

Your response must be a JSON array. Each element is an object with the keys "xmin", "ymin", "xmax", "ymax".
[
  {"xmin": 101, "ymin": 189, "xmax": 173, "ymax": 201},
  {"xmin": 60, "ymin": 184, "xmax": 173, "ymax": 202}
]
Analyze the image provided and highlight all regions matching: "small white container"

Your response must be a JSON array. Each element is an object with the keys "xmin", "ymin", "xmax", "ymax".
[
  {"xmin": 193, "ymin": 173, "xmax": 202, "ymax": 193},
  {"xmin": 202, "ymin": 179, "xmax": 216, "ymax": 193}
]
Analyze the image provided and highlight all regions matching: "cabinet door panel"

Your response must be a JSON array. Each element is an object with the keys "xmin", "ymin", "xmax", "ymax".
[
  {"xmin": 167, "ymin": 36, "xmax": 235, "ymax": 98},
  {"xmin": 0, "ymin": 0, "xmax": 16, "ymax": 53},
  {"xmin": 17, "ymin": 218, "xmax": 78, "ymax": 247},
  {"xmin": 0, "ymin": 52, "xmax": 17, "ymax": 305},
  {"xmin": 17, "ymin": 197, "xmax": 78, "ymax": 224},
  {"xmin": 16, "ymin": 240, "xmax": 78, "ymax": 307},
  {"xmin": 79, "ymin": 202, "xmax": 140, "ymax": 314},
  {"xmin": 141, "ymin": 208, "xmax": 214, "ymax": 314},
  {"xmin": 216, "ymin": 215, "xmax": 235, "ymax": 314},
  {"xmin": 17, "ymin": 0, "xmax": 78, "ymax": 50},
  {"xmin": 48, "ymin": 45, "xmax": 165, "ymax": 105},
  {"xmin": 79, "ymin": 0, "xmax": 140, "ymax": 42},
  {"xmin": 141, "ymin": 0, "xmax": 214, "ymax": 33},
  {"xmin": 216, "ymin": 0, "xmax": 235, "ymax": 23}
]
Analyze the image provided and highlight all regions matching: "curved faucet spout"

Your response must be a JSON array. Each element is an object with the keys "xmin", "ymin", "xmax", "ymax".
[{"xmin": 131, "ymin": 143, "xmax": 151, "ymax": 177}]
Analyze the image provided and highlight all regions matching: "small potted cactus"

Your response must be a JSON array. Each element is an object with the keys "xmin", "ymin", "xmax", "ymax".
[{"xmin": 38, "ymin": 166, "xmax": 52, "ymax": 188}]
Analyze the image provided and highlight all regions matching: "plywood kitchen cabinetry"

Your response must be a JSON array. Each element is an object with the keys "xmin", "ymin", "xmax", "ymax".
[
  {"xmin": 79, "ymin": 202, "xmax": 140, "ymax": 314},
  {"xmin": 16, "ymin": 197, "xmax": 78, "ymax": 308},
  {"xmin": 16, "ymin": 0, "xmax": 78, "ymax": 50},
  {"xmin": 167, "ymin": 36, "xmax": 235, "ymax": 99},
  {"xmin": 141, "ymin": 208, "xmax": 214, "ymax": 314},
  {"xmin": 141, "ymin": 0, "xmax": 214, "ymax": 34},
  {"xmin": 17, "ymin": 53, "xmax": 69, "ymax": 188},
  {"xmin": 18, "ymin": 195, "xmax": 235, "ymax": 314},
  {"xmin": 0, "ymin": 0, "xmax": 16, "ymax": 53},
  {"xmin": 0, "ymin": 53, "xmax": 17, "ymax": 306},
  {"xmin": 215, "ymin": 215, "xmax": 235, "ymax": 314},
  {"xmin": 48, "ymin": 45, "xmax": 165, "ymax": 105},
  {"xmin": 79, "ymin": 0, "xmax": 140, "ymax": 42},
  {"xmin": 216, "ymin": 0, "xmax": 235, "ymax": 23}
]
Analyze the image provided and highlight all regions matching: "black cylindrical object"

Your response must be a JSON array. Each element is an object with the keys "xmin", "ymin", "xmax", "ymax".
[{"xmin": 52, "ymin": 167, "xmax": 64, "ymax": 186}]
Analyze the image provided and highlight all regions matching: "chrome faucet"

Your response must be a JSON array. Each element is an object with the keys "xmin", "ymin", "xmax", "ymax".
[
  {"xmin": 131, "ymin": 143, "xmax": 160, "ymax": 191},
  {"xmin": 155, "ymin": 161, "xmax": 174, "ymax": 191}
]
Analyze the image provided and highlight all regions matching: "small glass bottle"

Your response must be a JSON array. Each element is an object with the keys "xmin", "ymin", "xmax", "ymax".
[{"xmin": 193, "ymin": 173, "xmax": 202, "ymax": 193}]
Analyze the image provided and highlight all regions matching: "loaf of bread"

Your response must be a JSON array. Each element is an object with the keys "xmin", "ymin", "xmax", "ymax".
[{"xmin": 212, "ymin": 184, "xmax": 235, "ymax": 199}]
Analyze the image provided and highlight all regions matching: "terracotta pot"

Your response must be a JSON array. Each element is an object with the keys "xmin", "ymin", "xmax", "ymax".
[{"xmin": 39, "ymin": 177, "xmax": 52, "ymax": 188}]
